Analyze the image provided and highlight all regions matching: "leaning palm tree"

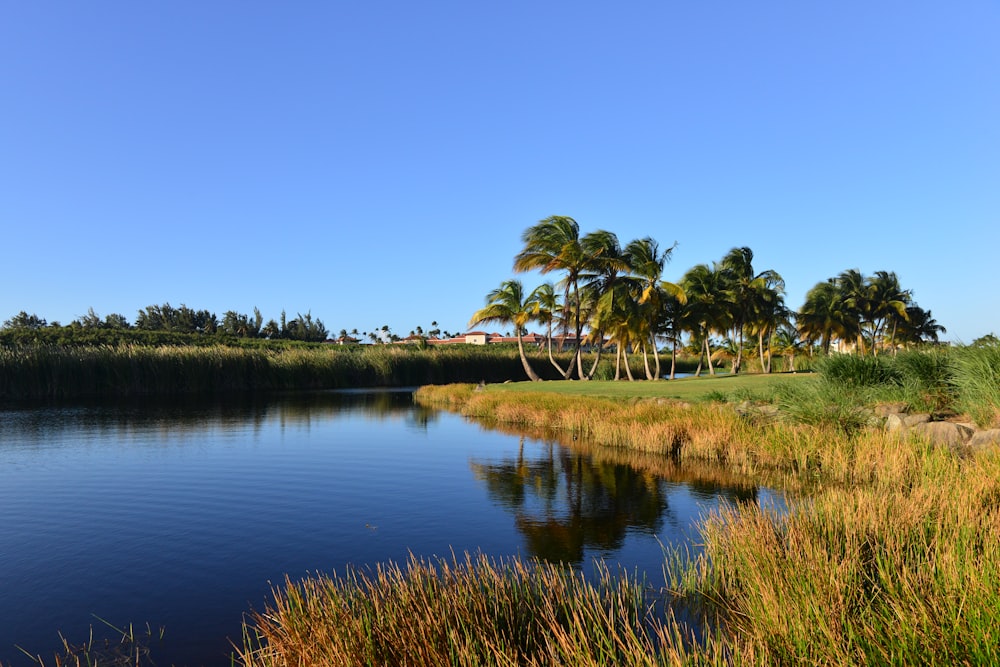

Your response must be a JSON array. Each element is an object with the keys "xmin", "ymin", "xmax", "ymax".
[
  {"xmin": 513, "ymin": 216, "xmax": 588, "ymax": 379},
  {"xmin": 469, "ymin": 280, "xmax": 542, "ymax": 382},
  {"xmin": 624, "ymin": 237, "xmax": 685, "ymax": 380},
  {"xmin": 528, "ymin": 282, "xmax": 568, "ymax": 375},
  {"xmin": 579, "ymin": 230, "xmax": 630, "ymax": 379}
]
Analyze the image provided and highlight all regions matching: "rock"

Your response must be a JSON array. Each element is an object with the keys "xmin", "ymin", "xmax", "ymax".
[
  {"xmin": 911, "ymin": 421, "xmax": 975, "ymax": 448},
  {"xmin": 875, "ymin": 402, "xmax": 909, "ymax": 417},
  {"xmin": 886, "ymin": 413, "xmax": 907, "ymax": 432},
  {"xmin": 967, "ymin": 429, "xmax": 1000, "ymax": 452},
  {"xmin": 758, "ymin": 405, "xmax": 781, "ymax": 419},
  {"xmin": 903, "ymin": 413, "xmax": 931, "ymax": 428}
]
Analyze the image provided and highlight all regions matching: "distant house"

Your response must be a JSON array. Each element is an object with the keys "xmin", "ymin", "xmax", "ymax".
[
  {"xmin": 464, "ymin": 331, "xmax": 489, "ymax": 345},
  {"xmin": 328, "ymin": 335, "xmax": 360, "ymax": 345},
  {"xmin": 422, "ymin": 331, "xmax": 579, "ymax": 348},
  {"xmin": 394, "ymin": 334, "xmax": 428, "ymax": 345}
]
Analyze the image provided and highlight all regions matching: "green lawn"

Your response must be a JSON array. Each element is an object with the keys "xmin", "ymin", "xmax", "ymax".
[{"xmin": 488, "ymin": 371, "xmax": 816, "ymax": 401}]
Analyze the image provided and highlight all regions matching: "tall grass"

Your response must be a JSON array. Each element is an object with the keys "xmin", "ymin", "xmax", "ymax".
[
  {"xmin": 953, "ymin": 342, "xmax": 1000, "ymax": 427},
  {"xmin": 0, "ymin": 344, "xmax": 580, "ymax": 400},
  {"xmin": 236, "ymin": 553, "xmax": 703, "ymax": 667},
  {"xmin": 682, "ymin": 448, "xmax": 1000, "ymax": 664}
]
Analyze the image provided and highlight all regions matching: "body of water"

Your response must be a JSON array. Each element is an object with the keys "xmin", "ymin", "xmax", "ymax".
[{"xmin": 0, "ymin": 390, "xmax": 778, "ymax": 666}]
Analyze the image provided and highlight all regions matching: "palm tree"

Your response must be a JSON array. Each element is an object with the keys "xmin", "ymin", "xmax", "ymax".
[
  {"xmin": 835, "ymin": 269, "xmax": 870, "ymax": 354},
  {"xmin": 592, "ymin": 282, "xmax": 643, "ymax": 381},
  {"xmin": 579, "ymin": 230, "xmax": 631, "ymax": 379},
  {"xmin": 866, "ymin": 270, "xmax": 910, "ymax": 355},
  {"xmin": 528, "ymin": 282, "xmax": 568, "ymax": 375},
  {"xmin": 680, "ymin": 263, "xmax": 730, "ymax": 376},
  {"xmin": 894, "ymin": 305, "xmax": 946, "ymax": 347},
  {"xmin": 624, "ymin": 237, "xmax": 684, "ymax": 380},
  {"xmin": 772, "ymin": 324, "xmax": 806, "ymax": 372},
  {"xmin": 469, "ymin": 280, "xmax": 542, "ymax": 382},
  {"xmin": 719, "ymin": 247, "xmax": 784, "ymax": 374},
  {"xmin": 798, "ymin": 279, "xmax": 857, "ymax": 354},
  {"xmin": 513, "ymin": 216, "xmax": 588, "ymax": 379}
]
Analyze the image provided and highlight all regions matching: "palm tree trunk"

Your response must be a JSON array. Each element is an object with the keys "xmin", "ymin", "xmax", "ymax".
[
  {"xmin": 546, "ymin": 324, "xmax": 569, "ymax": 375},
  {"xmin": 614, "ymin": 344, "xmax": 622, "ymax": 381},
  {"xmin": 670, "ymin": 336, "xmax": 678, "ymax": 380},
  {"xmin": 586, "ymin": 340, "xmax": 604, "ymax": 380},
  {"xmin": 734, "ymin": 327, "xmax": 743, "ymax": 375},
  {"xmin": 758, "ymin": 330, "xmax": 766, "ymax": 374},
  {"xmin": 572, "ymin": 278, "xmax": 585, "ymax": 380},
  {"xmin": 517, "ymin": 333, "xmax": 541, "ymax": 382},
  {"xmin": 643, "ymin": 342, "xmax": 654, "ymax": 380},
  {"xmin": 652, "ymin": 334, "xmax": 662, "ymax": 381},
  {"xmin": 623, "ymin": 344, "xmax": 635, "ymax": 381},
  {"xmin": 704, "ymin": 337, "xmax": 715, "ymax": 376}
]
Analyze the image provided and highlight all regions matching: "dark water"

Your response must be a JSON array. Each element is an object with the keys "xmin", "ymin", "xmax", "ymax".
[{"xmin": 0, "ymin": 390, "xmax": 780, "ymax": 666}]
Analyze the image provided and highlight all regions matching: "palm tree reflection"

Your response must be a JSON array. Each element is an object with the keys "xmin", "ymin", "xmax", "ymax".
[{"xmin": 471, "ymin": 437, "xmax": 673, "ymax": 563}]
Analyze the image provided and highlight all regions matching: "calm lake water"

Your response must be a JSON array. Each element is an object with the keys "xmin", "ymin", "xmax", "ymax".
[{"xmin": 0, "ymin": 390, "xmax": 780, "ymax": 666}]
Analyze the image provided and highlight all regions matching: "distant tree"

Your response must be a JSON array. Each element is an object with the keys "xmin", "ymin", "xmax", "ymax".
[
  {"xmin": 75, "ymin": 307, "xmax": 104, "ymax": 329},
  {"xmin": 971, "ymin": 333, "xmax": 999, "ymax": 347},
  {"xmin": 105, "ymin": 313, "xmax": 130, "ymax": 329},
  {"xmin": 261, "ymin": 319, "xmax": 281, "ymax": 339},
  {"xmin": 221, "ymin": 310, "xmax": 262, "ymax": 338},
  {"xmin": 283, "ymin": 311, "xmax": 328, "ymax": 342},
  {"xmin": 3, "ymin": 311, "xmax": 47, "ymax": 330}
]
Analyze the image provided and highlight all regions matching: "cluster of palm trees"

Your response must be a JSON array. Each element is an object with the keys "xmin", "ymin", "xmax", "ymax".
[
  {"xmin": 471, "ymin": 216, "xmax": 944, "ymax": 382},
  {"xmin": 797, "ymin": 270, "xmax": 944, "ymax": 356}
]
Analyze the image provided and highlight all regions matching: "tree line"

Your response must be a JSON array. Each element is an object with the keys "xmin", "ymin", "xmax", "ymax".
[
  {"xmin": 1, "ymin": 305, "xmax": 460, "ymax": 348},
  {"xmin": 2, "ymin": 304, "xmax": 330, "ymax": 343},
  {"xmin": 471, "ymin": 215, "xmax": 946, "ymax": 381}
]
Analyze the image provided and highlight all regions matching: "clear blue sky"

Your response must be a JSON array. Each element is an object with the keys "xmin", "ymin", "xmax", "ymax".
[{"xmin": 3, "ymin": 2, "xmax": 997, "ymax": 342}]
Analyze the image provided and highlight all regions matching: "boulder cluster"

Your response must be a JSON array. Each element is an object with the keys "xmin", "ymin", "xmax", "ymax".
[{"xmin": 877, "ymin": 403, "xmax": 1000, "ymax": 452}]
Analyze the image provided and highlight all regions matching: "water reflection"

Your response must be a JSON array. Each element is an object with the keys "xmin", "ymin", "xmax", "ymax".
[
  {"xmin": 469, "ymin": 420, "xmax": 769, "ymax": 564},
  {"xmin": 472, "ymin": 437, "xmax": 672, "ymax": 562},
  {"xmin": 0, "ymin": 389, "xmax": 437, "ymax": 442}
]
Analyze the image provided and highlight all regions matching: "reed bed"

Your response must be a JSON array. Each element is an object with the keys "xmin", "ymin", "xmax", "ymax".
[
  {"xmin": 236, "ymin": 552, "xmax": 707, "ymax": 667},
  {"xmin": 0, "ymin": 344, "xmax": 578, "ymax": 400}
]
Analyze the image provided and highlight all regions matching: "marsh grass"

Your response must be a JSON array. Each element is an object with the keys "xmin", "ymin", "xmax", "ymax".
[
  {"xmin": 683, "ymin": 449, "xmax": 1000, "ymax": 665},
  {"xmin": 0, "ymin": 344, "xmax": 584, "ymax": 400},
  {"xmin": 236, "ymin": 553, "xmax": 709, "ymax": 667}
]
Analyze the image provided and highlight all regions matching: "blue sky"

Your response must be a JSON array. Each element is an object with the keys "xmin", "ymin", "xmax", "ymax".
[{"xmin": 2, "ymin": 2, "xmax": 997, "ymax": 342}]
